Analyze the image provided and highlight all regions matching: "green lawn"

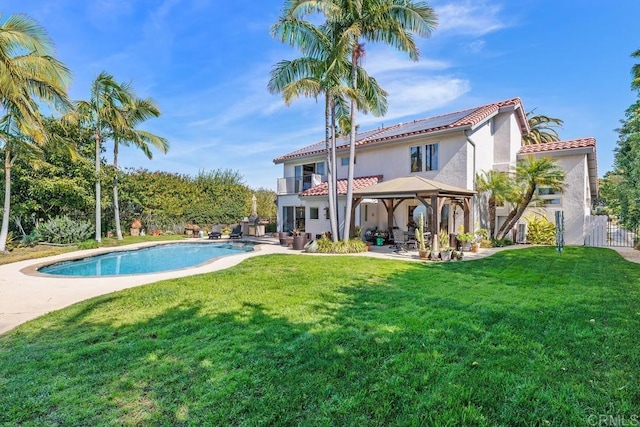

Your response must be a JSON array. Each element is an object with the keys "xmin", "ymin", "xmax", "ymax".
[{"xmin": 1, "ymin": 247, "xmax": 638, "ymax": 425}]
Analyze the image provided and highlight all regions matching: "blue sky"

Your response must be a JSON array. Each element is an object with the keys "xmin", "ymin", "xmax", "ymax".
[{"xmin": 4, "ymin": 0, "xmax": 639, "ymax": 190}]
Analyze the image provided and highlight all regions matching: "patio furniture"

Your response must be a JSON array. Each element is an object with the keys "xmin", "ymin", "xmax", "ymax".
[
  {"xmin": 229, "ymin": 225, "xmax": 243, "ymax": 239},
  {"xmin": 392, "ymin": 229, "xmax": 410, "ymax": 252},
  {"xmin": 208, "ymin": 225, "xmax": 222, "ymax": 239}
]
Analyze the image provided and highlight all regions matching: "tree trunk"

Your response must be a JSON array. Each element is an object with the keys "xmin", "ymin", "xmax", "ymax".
[
  {"xmin": 113, "ymin": 140, "xmax": 123, "ymax": 240},
  {"xmin": 0, "ymin": 147, "xmax": 12, "ymax": 252},
  {"xmin": 95, "ymin": 130, "xmax": 102, "ymax": 242},
  {"xmin": 330, "ymin": 102, "xmax": 338, "ymax": 241},
  {"xmin": 488, "ymin": 196, "xmax": 496, "ymax": 239},
  {"xmin": 325, "ymin": 93, "xmax": 338, "ymax": 241},
  {"xmin": 496, "ymin": 188, "xmax": 535, "ymax": 239},
  {"xmin": 343, "ymin": 46, "xmax": 358, "ymax": 241}
]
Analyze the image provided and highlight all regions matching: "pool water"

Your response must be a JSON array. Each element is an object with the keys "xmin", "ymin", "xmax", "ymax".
[{"xmin": 39, "ymin": 242, "xmax": 254, "ymax": 277}]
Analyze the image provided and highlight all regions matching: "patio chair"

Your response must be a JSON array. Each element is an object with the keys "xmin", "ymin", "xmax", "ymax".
[
  {"xmin": 229, "ymin": 224, "xmax": 243, "ymax": 239},
  {"xmin": 392, "ymin": 229, "xmax": 409, "ymax": 252},
  {"xmin": 208, "ymin": 224, "xmax": 222, "ymax": 239}
]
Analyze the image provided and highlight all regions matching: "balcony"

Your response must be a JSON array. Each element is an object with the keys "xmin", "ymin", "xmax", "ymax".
[{"xmin": 277, "ymin": 174, "xmax": 323, "ymax": 195}]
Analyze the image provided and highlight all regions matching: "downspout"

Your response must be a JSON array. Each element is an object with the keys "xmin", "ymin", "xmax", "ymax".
[{"xmin": 464, "ymin": 129, "xmax": 477, "ymax": 231}]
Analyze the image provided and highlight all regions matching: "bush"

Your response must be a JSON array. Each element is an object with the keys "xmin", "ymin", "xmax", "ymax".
[
  {"xmin": 491, "ymin": 237, "xmax": 513, "ymax": 247},
  {"xmin": 77, "ymin": 240, "xmax": 99, "ymax": 250},
  {"xmin": 526, "ymin": 215, "xmax": 556, "ymax": 245},
  {"xmin": 316, "ymin": 238, "xmax": 367, "ymax": 253},
  {"xmin": 34, "ymin": 216, "xmax": 94, "ymax": 244}
]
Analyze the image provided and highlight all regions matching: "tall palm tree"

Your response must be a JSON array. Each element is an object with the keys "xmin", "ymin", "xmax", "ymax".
[
  {"xmin": 475, "ymin": 170, "xmax": 518, "ymax": 239},
  {"xmin": 0, "ymin": 14, "xmax": 71, "ymax": 252},
  {"xmin": 495, "ymin": 156, "xmax": 565, "ymax": 240},
  {"xmin": 522, "ymin": 110, "xmax": 564, "ymax": 145},
  {"xmin": 320, "ymin": 0, "xmax": 437, "ymax": 239},
  {"xmin": 74, "ymin": 72, "xmax": 132, "ymax": 242},
  {"xmin": 111, "ymin": 94, "xmax": 168, "ymax": 240},
  {"xmin": 270, "ymin": 12, "xmax": 387, "ymax": 241},
  {"xmin": 277, "ymin": 0, "xmax": 434, "ymax": 240}
]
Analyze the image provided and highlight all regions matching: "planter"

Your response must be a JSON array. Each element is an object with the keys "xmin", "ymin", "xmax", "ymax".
[
  {"xmin": 418, "ymin": 250, "xmax": 429, "ymax": 259},
  {"xmin": 292, "ymin": 235, "xmax": 308, "ymax": 250},
  {"xmin": 471, "ymin": 243, "xmax": 479, "ymax": 253},
  {"xmin": 440, "ymin": 250, "xmax": 452, "ymax": 261},
  {"xmin": 304, "ymin": 239, "xmax": 318, "ymax": 253},
  {"xmin": 279, "ymin": 238, "xmax": 288, "ymax": 246},
  {"xmin": 460, "ymin": 241, "xmax": 472, "ymax": 252}
]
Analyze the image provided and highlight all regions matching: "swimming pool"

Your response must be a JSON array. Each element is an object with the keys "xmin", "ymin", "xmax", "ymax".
[{"xmin": 38, "ymin": 242, "xmax": 254, "ymax": 277}]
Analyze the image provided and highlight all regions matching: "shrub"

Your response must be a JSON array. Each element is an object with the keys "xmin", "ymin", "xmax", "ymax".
[
  {"xmin": 525, "ymin": 215, "xmax": 556, "ymax": 245},
  {"xmin": 34, "ymin": 216, "xmax": 94, "ymax": 244},
  {"xmin": 77, "ymin": 240, "xmax": 99, "ymax": 250},
  {"xmin": 316, "ymin": 238, "xmax": 367, "ymax": 253},
  {"xmin": 491, "ymin": 237, "xmax": 513, "ymax": 247},
  {"xmin": 19, "ymin": 232, "xmax": 38, "ymax": 248}
]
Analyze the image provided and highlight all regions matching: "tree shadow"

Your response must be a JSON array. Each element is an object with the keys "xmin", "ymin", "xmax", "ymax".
[{"xmin": 1, "ymin": 248, "xmax": 638, "ymax": 425}]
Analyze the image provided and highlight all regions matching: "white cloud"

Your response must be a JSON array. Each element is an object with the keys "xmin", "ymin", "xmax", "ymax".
[
  {"xmin": 433, "ymin": 1, "xmax": 507, "ymax": 36},
  {"xmin": 363, "ymin": 49, "xmax": 451, "ymax": 75},
  {"xmin": 359, "ymin": 76, "xmax": 472, "ymax": 124}
]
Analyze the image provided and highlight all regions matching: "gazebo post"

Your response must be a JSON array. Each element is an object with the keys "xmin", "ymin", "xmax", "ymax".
[
  {"xmin": 351, "ymin": 198, "xmax": 363, "ymax": 238},
  {"xmin": 463, "ymin": 198, "xmax": 472, "ymax": 232},
  {"xmin": 430, "ymin": 195, "xmax": 439, "ymax": 252}
]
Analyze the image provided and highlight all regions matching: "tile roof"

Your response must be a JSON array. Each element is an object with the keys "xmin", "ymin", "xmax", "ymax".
[
  {"xmin": 274, "ymin": 98, "xmax": 528, "ymax": 163},
  {"xmin": 517, "ymin": 137, "xmax": 596, "ymax": 154},
  {"xmin": 299, "ymin": 175, "xmax": 383, "ymax": 197},
  {"xmin": 518, "ymin": 137, "xmax": 598, "ymax": 199}
]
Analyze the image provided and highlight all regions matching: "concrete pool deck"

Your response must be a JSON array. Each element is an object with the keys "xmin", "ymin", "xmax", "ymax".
[{"xmin": 1, "ymin": 239, "xmax": 638, "ymax": 335}]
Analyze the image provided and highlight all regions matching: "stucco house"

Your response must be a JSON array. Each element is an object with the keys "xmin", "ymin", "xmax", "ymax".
[{"xmin": 273, "ymin": 98, "xmax": 598, "ymax": 248}]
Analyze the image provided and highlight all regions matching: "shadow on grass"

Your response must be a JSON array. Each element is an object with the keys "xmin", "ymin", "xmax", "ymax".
[{"xmin": 0, "ymin": 247, "xmax": 639, "ymax": 426}]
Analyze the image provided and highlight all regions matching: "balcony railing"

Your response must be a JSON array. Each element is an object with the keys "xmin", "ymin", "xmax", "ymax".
[{"xmin": 277, "ymin": 174, "xmax": 323, "ymax": 195}]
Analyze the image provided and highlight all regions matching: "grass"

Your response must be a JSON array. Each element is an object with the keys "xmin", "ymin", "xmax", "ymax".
[
  {"xmin": 0, "ymin": 234, "xmax": 186, "ymax": 266},
  {"xmin": 0, "ymin": 247, "xmax": 639, "ymax": 425}
]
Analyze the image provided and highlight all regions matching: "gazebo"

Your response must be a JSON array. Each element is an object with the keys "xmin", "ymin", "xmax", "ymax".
[{"xmin": 352, "ymin": 176, "xmax": 476, "ymax": 251}]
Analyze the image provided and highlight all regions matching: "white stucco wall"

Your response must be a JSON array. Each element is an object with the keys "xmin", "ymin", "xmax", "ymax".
[{"xmin": 519, "ymin": 153, "xmax": 589, "ymax": 245}]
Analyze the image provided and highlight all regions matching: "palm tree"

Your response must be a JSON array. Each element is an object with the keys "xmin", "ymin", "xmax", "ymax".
[
  {"xmin": 270, "ymin": 11, "xmax": 387, "ymax": 241},
  {"xmin": 522, "ymin": 110, "xmax": 564, "ymax": 145},
  {"xmin": 111, "ymin": 93, "xmax": 168, "ymax": 240},
  {"xmin": 321, "ymin": 0, "xmax": 438, "ymax": 239},
  {"xmin": 495, "ymin": 156, "xmax": 565, "ymax": 240},
  {"xmin": 74, "ymin": 72, "xmax": 132, "ymax": 242},
  {"xmin": 277, "ymin": 0, "xmax": 436, "ymax": 240},
  {"xmin": 0, "ymin": 14, "xmax": 71, "ymax": 252},
  {"xmin": 475, "ymin": 170, "xmax": 518, "ymax": 239}
]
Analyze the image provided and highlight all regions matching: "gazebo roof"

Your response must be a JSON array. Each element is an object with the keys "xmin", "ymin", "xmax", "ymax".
[{"xmin": 353, "ymin": 176, "xmax": 476, "ymax": 199}]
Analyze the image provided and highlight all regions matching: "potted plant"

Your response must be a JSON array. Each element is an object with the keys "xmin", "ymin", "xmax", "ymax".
[
  {"xmin": 414, "ymin": 212, "xmax": 429, "ymax": 259},
  {"xmin": 472, "ymin": 228, "xmax": 488, "ymax": 251},
  {"xmin": 456, "ymin": 232, "xmax": 474, "ymax": 252},
  {"xmin": 130, "ymin": 218, "xmax": 142, "ymax": 237},
  {"xmin": 439, "ymin": 229, "xmax": 452, "ymax": 261},
  {"xmin": 292, "ymin": 229, "xmax": 308, "ymax": 250}
]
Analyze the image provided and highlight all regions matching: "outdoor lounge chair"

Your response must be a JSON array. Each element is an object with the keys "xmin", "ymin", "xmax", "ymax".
[
  {"xmin": 229, "ymin": 225, "xmax": 243, "ymax": 239},
  {"xmin": 208, "ymin": 225, "xmax": 222, "ymax": 239},
  {"xmin": 392, "ymin": 229, "xmax": 410, "ymax": 252}
]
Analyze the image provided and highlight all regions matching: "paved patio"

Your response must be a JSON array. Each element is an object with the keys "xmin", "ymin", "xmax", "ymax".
[{"xmin": 0, "ymin": 238, "xmax": 637, "ymax": 335}]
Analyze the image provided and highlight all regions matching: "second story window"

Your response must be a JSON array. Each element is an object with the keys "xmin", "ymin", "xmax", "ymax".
[
  {"xmin": 410, "ymin": 146, "xmax": 422, "ymax": 172},
  {"xmin": 341, "ymin": 157, "xmax": 355, "ymax": 166},
  {"xmin": 425, "ymin": 143, "xmax": 438, "ymax": 171}
]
